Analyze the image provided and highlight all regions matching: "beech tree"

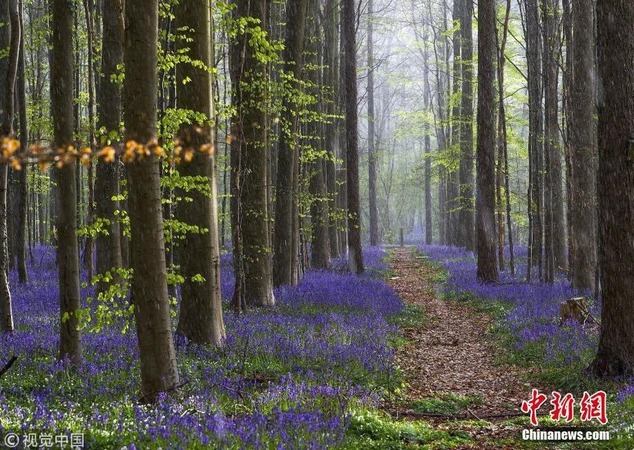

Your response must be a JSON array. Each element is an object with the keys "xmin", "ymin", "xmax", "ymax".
[
  {"xmin": 229, "ymin": 0, "xmax": 275, "ymax": 307},
  {"xmin": 367, "ymin": 0, "xmax": 379, "ymax": 246},
  {"xmin": 568, "ymin": 0, "xmax": 597, "ymax": 290},
  {"xmin": 458, "ymin": 0, "xmax": 474, "ymax": 251},
  {"xmin": 174, "ymin": 0, "xmax": 225, "ymax": 346},
  {"xmin": 95, "ymin": 0, "xmax": 124, "ymax": 285},
  {"xmin": 273, "ymin": 0, "xmax": 309, "ymax": 286},
  {"xmin": 124, "ymin": 0, "xmax": 179, "ymax": 401},
  {"xmin": 590, "ymin": 0, "xmax": 634, "ymax": 378},
  {"xmin": 342, "ymin": 0, "xmax": 363, "ymax": 274},
  {"xmin": 476, "ymin": 0, "xmax": 498, "ymax": 283},
  {"xmin": 50, "ymin": 0, "xmax": 82, "ymax": 362},
  {"xmin": 0, "ymin": 0, "xmax": 18, "ymax": 333},
  {"xmin": 592, "ymin": 0, "xmax": 634, "ymax": 377}
]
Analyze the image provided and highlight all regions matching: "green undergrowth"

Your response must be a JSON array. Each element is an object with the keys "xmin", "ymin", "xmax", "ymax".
[
  {"xmin": 410, "ymin": 393, "xmax": 484, "ymax": 415},
  {"xmin": 344, "ymin": 408, "xmax": 472, "ymax": 449}
]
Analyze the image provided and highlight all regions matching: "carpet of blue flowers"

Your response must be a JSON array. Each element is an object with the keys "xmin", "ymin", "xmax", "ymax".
[
  {"xmin": 2, "ymin": 244, "xmax": 633, "ymax": 448},
  {"xmin": 0, "ymin": 246, "xmax": 405, "ymax": 449}
]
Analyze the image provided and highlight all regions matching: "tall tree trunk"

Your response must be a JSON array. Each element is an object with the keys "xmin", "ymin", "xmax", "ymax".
[
  {"xmin": 50, "ymin": 0, "xmax": 82, "ymax": 362},
  {"xmin": 273, "ymin": 0, "xmax": 308, "ymax": 286},
  {"xmin": 229, "ymin": 0, "xmax": 275, "ymax": 308},
  {"xmin": 124, "ymin": 0, "xmax": 179, "ymax": 401},
  {"xmin": 342, "ymin": 0, "xmax": 363, "ymax": 274},
  {"xmin": 16, "ymin": 0, "xmax": 27, "ymax": 284},
  {"xmin": 497, "ymin": 0, "xmax": 515, "ymax": 275},
  {"xmin": 458, "ymin": 0, "xmax": 474, "ymax": 251},
  {"xmin": 523, "ymin": 0, "xmax": 543, "ymax": 281},
  {"xmin": 308, "ymin": 0, "xmax": 330, "ymax": 268},
  {"xmin": 95, "ymin": 0, "xmax": 123, "ymax": 285},
  {"xmin": 0, "ymin": 0, "xmax": 18, "ymax": 333},
  {"xmin": 590, "ymin": 0, "xmax": 634, "ymax": 378},
  {"xmin": 476, "ymin": 0, "xmax": 499, "ymax": 283},
  {"xmin": 423, "ymin": 21, "xmax": 433, "ymax": 246},
  {"xmin": 367, "ymin": 0, "xmax": 379, "ymax": 246},
  {"xmin": 542, "ymin": 0, "xmax": 562, "ymax": 284},
  {"xmin": 174, "ymin": 0, "xmax": 225, "ymax": 347},
  {"xmin": 83, "ymin": 0, "xmax": 96, "ymax": 280},
  {"xmin": 447, "ymin": 0, "xmax": 461, "ymax": 249},
  {"xmin": 324, "ymin": 0, "xmax": 340, "ymax": 258},
  {"xmin": 568, "ymin": 0, "xmax": 597, "ymax": 290}
]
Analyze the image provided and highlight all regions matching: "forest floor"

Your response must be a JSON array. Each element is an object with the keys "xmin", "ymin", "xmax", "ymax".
[{"xmin": 385, "ymin": 247, "xmax": 549, "ymax": 449}]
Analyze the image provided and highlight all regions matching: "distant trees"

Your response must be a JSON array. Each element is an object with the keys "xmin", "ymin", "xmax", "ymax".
[{"xmin": 590, "ymin": 0, "xmax": 634, "ymax": 378}]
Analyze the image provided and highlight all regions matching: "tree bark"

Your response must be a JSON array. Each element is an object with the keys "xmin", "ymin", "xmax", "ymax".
[
  {"xmin": 95, "ymin": 0, "xmax": 123, "ymax": 285},
  {"xmin": 229, "ymin": 0, "xmax": 275, "ymax": 307},
  {"xmin": 541, "ymin": 0, "xmax": 562, "ymax": 284},
  {"xmin": 124, "ymin": 0, "xmax": 179, "ymax": 401},
  {"xmin": 458, "ymin": 0, "xmax": 474, "ymax": 251},
  {"xmin": 496, "ymin": 0, "xmax": 515, "ymax": 275},
  {"xmin": 0, "ymin": 0, "xmax": 18, "ymax": 333},
  {"xmin": 308, "ymin": 0, "xmax": 330, "ymax": 269},
  {"xmin": 342, "ymin": 0, "xmax": 364, "ymax": 274},
  {"xmin": 423, "ymin": 19, "xmax": 433, "ymax": 246},
  {"xmin": 367, "ymin": 0, "xmax": 379, "ymax": 246},
  {"xmin": 523, "ymin": 0, "xmax": 543, "ymax": 281},
  {"xmin": 568, "ymin": 0, "xmax": 597, "ymax": 290},
  {"xmin": 50, "ymin": 0, "xmax": 82, "ymax": 362},
  {"xmin": 324, "ymin": 0, "xmax": 340, "ymax": 258},
  {"xmin": 174, "ymin": 0, "xmax": 225, "ymax": 347},
  {"xmin": 16, "ymin": 0, "xmax": 27, "ymax": 284},
  {"xmin": 590, "ymin": 0, "xmax": 634, "ymax": 378},
  {"xmin": 476, "ymin": 0, "xmax": 499, "ymax": 283},
  {"xmin": 273, "ymin": 0, "xmax": 308, "ymax": 286}
]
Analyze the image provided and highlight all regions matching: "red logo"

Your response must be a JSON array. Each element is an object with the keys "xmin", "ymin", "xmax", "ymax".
[{"xmin": 521, "ymin": 389, "xmax": 608, "ymax": 426}]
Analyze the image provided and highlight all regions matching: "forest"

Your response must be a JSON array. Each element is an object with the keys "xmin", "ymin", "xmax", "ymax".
[{"xmin": 0, "ymin": 0, "xmax": 633, "ymax": 448}]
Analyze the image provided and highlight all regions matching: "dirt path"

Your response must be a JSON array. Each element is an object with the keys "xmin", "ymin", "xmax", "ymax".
[{"xmin": 385, "ymin": 247, "xmax": 544, "ymax": 448}]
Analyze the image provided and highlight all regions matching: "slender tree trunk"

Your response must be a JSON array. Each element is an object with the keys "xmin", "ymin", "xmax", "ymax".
[
  {"xmin": 229, "ymin": 0, "xmax": 275, "ymax": 307},
  {"xmin": 324, "ymin": 0, "xmax": 340, "ymax": 258},
  {"xmin": 50, "ymin": 0, "xmax": 82, "ymax": 362},
  {"xmin": 496, "ymin": 0, "xmax": 514, "ymax": 275},
  {"xmin": 273, "ymin": 0, "xmax": 308, "ymax": 286},
  {"xmin": 16, "ymin": 0, "xmax": 27, "ymax": 284},
  {"xmin": 590, "ymin": 0, "xmax": 634, "ymax": 378},
  {"xmin": 174, "ymin": 0, "xmax": 225, "ymax": 347},
  {"xmin": 124, "ymin": 0, "xmax": 179, "ymax": 401},
  {"xmin": 447, "ymin": 0, "xmax": 461, "ymax": 249},
  {"xmin": 568, "ymin": 0, "xmax": 597, "ymax": 290},
  {"xmin": 0, "ymin": 0, "xmax": 18, "ymax": 333},
  {"xmin": 83, "ymin": 0, "xmax": 96, "ymax": 280},
  {"xmin": 542, "ymin": 0, "xmax": 562, "ymax": 284},
  {"xmin": 308, "ymin": 0, "xmax": 330, "ymax": 268},
  {"xmin": 367, "ymin": 0, "xmax": 379, "ymax": 246},
  {"xmin": 476, "ymin": 0, "xmax": 499, "ymax": 283},
  {"xmin": 523, "ymin": 0, "xmax": 543, "ymax": 281},
  {"xmin": 95, "ymin": 0, "xmax": 123, "ymax": 285},
  {"xmin": 342, "ymin": 0, "xmax": 363, "ymax": 274},
  {"xmin": 423, "ymin": 22, "xmax": 433, "ymax": 246},
  {"xmin": 458, "ymin": 0, "xmax": 474, "ymax": 251}
]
